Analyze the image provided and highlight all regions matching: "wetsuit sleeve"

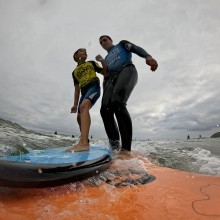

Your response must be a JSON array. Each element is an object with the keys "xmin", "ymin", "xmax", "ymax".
[
  {"xmin": 72, "ymin": 70, "xmax": 79, "ymax": 85},
  {"xmin": 119, "ymin": 40, "xmax": 151, "ymax": 58},
  {"xmin": 89, "ymin": 61, "xmax": 103, "ymax": 73}
]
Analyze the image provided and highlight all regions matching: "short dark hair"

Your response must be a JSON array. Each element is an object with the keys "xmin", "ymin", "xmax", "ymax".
[
  {"xmin": 73, "ymin": 48, "xmax": 86, "ymax": 62},
  {"xmin": 99, "ymin": 35, "xmax": 112, "ymax": 41},
  {"xmin": 73, "ymin": 50, "xmax": 78, "ymax": 62}
]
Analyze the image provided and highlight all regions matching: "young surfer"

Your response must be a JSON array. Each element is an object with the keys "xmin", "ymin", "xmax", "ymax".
[{"xmin": 66, "ymin": 48, "xmax": 107, "ymax": 152}]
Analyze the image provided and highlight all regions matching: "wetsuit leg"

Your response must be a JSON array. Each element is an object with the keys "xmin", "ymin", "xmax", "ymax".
[
  {"xmin": 111, "ymin": 65, "xmax": 138, "ymax": 151},
  {"xmin": 100, "ymin": 81, "xmax": 120, "ymax": 143}
]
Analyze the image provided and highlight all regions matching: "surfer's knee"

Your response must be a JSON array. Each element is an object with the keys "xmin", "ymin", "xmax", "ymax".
[
  {"xmin": 112, "ymin": 100, "xmax": 126, "ymax": 113},
  {"xmin": 79, "ymin": 100, "xmax": 92, "ymax": 113},
  {"xmin": 100, "ymin": 104, "xmax": 113, "ymax": 117}
]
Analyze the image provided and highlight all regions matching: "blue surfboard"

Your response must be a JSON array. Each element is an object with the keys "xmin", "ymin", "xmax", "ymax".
[{"xmin": 0, "ymin": 146, "xmax": 112, "ymax": 188}]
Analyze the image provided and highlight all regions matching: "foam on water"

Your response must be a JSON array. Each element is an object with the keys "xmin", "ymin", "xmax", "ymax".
[{"xmin": 188, "ymin": 148, "xmax": 220, "ymax": 175}]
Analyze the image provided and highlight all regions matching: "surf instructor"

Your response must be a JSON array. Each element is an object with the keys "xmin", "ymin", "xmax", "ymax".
[{"xmin": 99, "ymin": 35, "xmax": 158, "ymax": 151}]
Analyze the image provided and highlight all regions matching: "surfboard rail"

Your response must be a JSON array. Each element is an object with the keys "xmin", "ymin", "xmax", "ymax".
[{"xmin": 0, "ymin": 147, "xmax": 112, "ymax": 188}]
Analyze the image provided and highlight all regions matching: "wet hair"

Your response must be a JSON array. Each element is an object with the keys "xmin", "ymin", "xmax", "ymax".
[
  {"xmin": 73, "ymin": 50, "xmax": 79, "ymax": 62},
  {"xmin": 99, "ymin": 35, "xmax": 112, "ymax": 42},
  {"xmin": 73, "ymin": 48, "xmax": 86, "ymax": 62}
]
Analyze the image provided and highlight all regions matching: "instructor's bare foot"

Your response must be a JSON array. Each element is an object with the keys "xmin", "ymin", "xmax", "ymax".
[
  {"xmin": 65, "ymin": 143, "xmax": 89, "ymax": 152},
  {"xmin": 116, "ymin": 150, "xmax": 135, "ymax": 160}
]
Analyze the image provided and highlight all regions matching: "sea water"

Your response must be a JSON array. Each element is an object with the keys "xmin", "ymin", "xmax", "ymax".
[{"xmin": 0, "ymin": 118, "xmax": 220, "ymax": 177}]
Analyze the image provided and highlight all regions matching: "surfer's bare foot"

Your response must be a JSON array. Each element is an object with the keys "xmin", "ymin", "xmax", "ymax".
[
  {"xmin": 116, "ymin": 150, "xmax": 135, "ymax": 160},
  {"xmin": 65, "ymin": 143, "xmax": 89, "ymax": 152}
]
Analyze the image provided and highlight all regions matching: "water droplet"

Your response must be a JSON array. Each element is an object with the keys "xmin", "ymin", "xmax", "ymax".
[{"xmin": 38, "ymin": 168, "xmax": 42, "ymax": 174}]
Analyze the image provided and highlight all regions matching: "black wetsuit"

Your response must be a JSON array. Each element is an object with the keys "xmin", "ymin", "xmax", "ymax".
[{"xmin": 101, "ymin": 40, "xmax": 150, "ymax": 151}]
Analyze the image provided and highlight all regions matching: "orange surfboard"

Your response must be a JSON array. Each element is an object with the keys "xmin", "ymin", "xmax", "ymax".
[{"xmin": 0, "ymin": 151, "xmax": 220, "ymax": 220}]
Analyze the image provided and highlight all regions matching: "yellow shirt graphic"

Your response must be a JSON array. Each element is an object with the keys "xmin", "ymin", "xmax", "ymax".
[{"xmin": 72, "ymin": 61, "xmax": 102, "ymax": 89}]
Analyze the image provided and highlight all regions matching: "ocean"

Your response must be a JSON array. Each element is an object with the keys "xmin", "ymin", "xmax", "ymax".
[{"xmin": 0, "ymin": 117, "xmax": 220, "ymax": 177}]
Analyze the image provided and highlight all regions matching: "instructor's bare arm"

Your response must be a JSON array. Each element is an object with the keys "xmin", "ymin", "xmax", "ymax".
[{"xmin": 145, "ymin": 56, "xmax": 158, "ymax": 72}]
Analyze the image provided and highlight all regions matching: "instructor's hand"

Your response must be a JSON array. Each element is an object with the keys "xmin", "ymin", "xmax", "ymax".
[
  {"xmin": 95, "ymin": 54, "xmax": 104, "ymax": 62},
  {"xmin": 146, "ymin": 56, "xmax": 158, "ymax": 71}
]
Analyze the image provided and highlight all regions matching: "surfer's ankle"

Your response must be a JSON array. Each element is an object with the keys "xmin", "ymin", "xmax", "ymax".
[
  {"xmin": 109, "ymin": 140, "xmax": 121, "ymax": 151},
  {"xmin": 71, "ymin": 143, "xmax": 89, "ymax": 152}
]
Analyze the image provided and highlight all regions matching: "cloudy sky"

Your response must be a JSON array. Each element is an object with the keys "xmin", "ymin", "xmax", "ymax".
[{"xmin": 0, "ymin": 0, "xmax": 220, "ymax": 140}]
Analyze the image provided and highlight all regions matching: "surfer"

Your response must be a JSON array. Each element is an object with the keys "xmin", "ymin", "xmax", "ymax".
[
  {"xmin": 66, "ymin": 48, "xmax": 108, "ymax": 152},
  {"xmin": 98, "ymin": 35, "xmax": 158, "ymax": 151}
]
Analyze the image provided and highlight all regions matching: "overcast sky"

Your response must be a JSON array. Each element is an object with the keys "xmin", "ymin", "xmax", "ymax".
[{"xmin": 0, "ymin": 0, "xmax": 220, "ymax": 140}]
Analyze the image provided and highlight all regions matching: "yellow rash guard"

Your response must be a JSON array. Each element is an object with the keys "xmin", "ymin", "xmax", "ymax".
[{"xmin": 72, "ymin": 61, "xmax": 103, "ymax": 94}]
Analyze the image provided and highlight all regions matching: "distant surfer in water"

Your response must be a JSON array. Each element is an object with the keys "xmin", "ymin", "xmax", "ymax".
[
  {"xmin": 66, "ymin": 48, "xmax": 108, "ymax": 152},
  {"xmin": 98, "ymin": 35, "xmax": 158, "ymax": 151}
]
